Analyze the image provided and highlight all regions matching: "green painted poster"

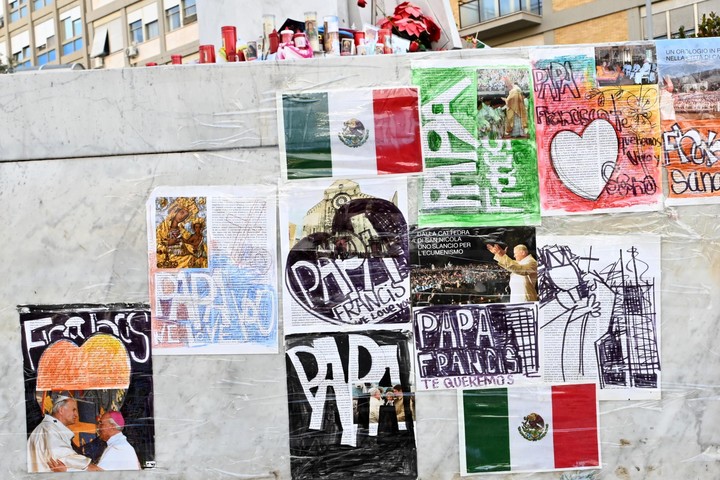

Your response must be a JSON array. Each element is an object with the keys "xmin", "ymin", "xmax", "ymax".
[{"xmin": 412, "ymin": 59, "xmax": 540, "ymax": 226}]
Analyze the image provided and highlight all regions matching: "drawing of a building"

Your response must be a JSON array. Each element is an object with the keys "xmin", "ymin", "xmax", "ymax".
[{"xmin": 596, "ymin": 249, "xmax": 660, "ymax": 389}]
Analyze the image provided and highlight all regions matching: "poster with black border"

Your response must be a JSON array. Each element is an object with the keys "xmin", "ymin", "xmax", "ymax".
[
  {"xmin": 20, "ymin": 303, "xmax": 155, "ymax": 473},
  {"xmin": 285, "ymin": 329, "xmax": 417, "ymax": 480}
]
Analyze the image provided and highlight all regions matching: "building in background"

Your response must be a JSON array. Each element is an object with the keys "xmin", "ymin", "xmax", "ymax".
[
  {"xmin": 0, "ymin": 0, "xmax": 198, "ymax": 70},
  {"xmin": 0, "ymin": 0, "xmax": 87, "ymax": 69},
  {"xmin": 87, "ymin": 0, "xmax": 198, "ymax": 68},
  {"xmin": 453, "ymin": 0, "xmax": 720, "ymax": 47}
]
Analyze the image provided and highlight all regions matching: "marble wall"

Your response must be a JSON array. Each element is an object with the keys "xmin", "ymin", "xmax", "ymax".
[{"xmin": 1, "ymin": 48, "xmax": 719, "ymax": 479}]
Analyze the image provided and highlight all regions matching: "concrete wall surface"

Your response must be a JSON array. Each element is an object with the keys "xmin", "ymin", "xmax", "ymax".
[{"xmin": 1, "ymin": 47, "xmax": 719, "ymax": 479}]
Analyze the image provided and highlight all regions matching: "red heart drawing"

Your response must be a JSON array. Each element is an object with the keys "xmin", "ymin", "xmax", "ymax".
[{"xmin": 36, "ymin": 334, "xmax": 131, "ymax": 391}]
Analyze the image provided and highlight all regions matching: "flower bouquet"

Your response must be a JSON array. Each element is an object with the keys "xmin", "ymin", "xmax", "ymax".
[{"xmin": 376, "ymin": 2, "xmax": 441, "ymax": 52}]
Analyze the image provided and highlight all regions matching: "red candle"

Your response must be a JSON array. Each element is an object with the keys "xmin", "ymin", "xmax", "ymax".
[
  {"xmin": 171, "ymin": 54, "xmax": 182, "ymax": 64},
  {"xmin": 378, "ymin": 28, "xmax": 391, "ymax": 45},
  {"xmin": 353, "ymin": 31, "xmax": 365, "ymax": 46},
  {"xmin": 269, "ymin": 29, "xmax": 279, "ymax": 54},
  {"xmin": 221, "ymin": 26, "xmax": 237, "ymax": 62},
  {"xmin": 199, "ymin": 45, "xmax": 216, "ymax": 63}
]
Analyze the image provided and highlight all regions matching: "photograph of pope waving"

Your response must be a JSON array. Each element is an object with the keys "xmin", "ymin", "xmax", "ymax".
[{"xmin": 486, "ymin": 243, "xmax": 538, "ymax": 303}]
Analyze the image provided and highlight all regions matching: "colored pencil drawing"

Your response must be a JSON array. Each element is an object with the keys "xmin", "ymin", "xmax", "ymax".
[
  {"xmin": 148, "ymin": 186, "xmax": 278, "ymax": 354},
  {"xmin": 532, "ymin": 46, "xmax": 663, "ymax": 214},
  {"xmin": 412, "ymin": 60, "xmax": 540, "ymax": 226},
  {"xmin": 657, "ymin": 37, "xmax": 720, "ymax": 204}
]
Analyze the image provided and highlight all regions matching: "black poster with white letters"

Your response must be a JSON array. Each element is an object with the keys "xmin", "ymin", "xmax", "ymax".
[
  {"xmin": 285, "ymin": 329, "xmax": 416, "ymax": 480},
  {"xmin": 20, "ymin": 304, "xmax": 154, "ymax": 472}
]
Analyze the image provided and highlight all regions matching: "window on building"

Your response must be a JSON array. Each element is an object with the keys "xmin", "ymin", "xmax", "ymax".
[
  {"xmin": 458, "ymin": 0, "xmax": 541, "ymax": 28},
  {"xmin": 480, "ymin": 0, "xmax": 498, "ymax": 21},
  {"xmin": 527, "ymin": 0, "xmax": 542, "ymax": 14},
  {"xmin": 129, "ymin": 19, "xmax": 143, "ymax": 44},
  {"xmin": 459, "ymin": 1, "xmax": 480, "ymax": 27},
  {"xmin": 35, "ymin": 18, "xmax": 56, "ymax": 65},
  {"xmin": 33, "ymin": 0, "xmax": 51, "ymax": 11},
  {"xmin": 37, "ymin": 49, "xmax": 56, "ymax": 65},
  {"xmin": 166, "ymin": 5, "xmax": 180, "ymax": 31},
  {"xmin": 61, "ymin": 9, "xmax": 83, "ymax": 55},
  {"xmin": 651, "ymin": 12, "xmax": 668, "ymax": 39},
  {"xmin": 670, "ymin": 5, "xmax": 695, "ymax": 38},
  {"xmin": 145, "ymin": 19, "xmax": 159, "ymax": 40},
  {"xmin": 91, "ymin": 25, "xmax": 109, "ymax": 57},
  {"xmin": 13, "ymin": 45, "xmax": 30, "ymax": 69},
  {"xmin": 91, "ymin": 18, "xmax": 123, "ymax": 57},
  {"xmin": 643, "ymin": 2, "xmax": 714, "ymax": 40},
  {"xmin": 499, "ymin": 0, "xmax": 519, "ymax": 17},
  {"xmin": 183, "ymin": 0, "xmax": 196, "ymax": 24},
  {"xmin": 9, "ymin": 0, "xmax": 28, "ymax": 23},
  {"xmin": 10, "ymin": 30, "xmax": 29, "ymax": 68},
  {"xmin": 128, "ymin": 4, "xmax": 159, "ymax": 44},
  {"xmin": 699, "ymin": 0, "xmax": 720, "ymax": 19}
]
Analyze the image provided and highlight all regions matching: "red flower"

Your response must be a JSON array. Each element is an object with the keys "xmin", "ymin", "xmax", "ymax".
[
  {"xmin": 376, "ymin": 1, "xmax": 441, "ymax": 50},
  {"xmin": 377, "ymin": 16, "xmax": 393, "ymax": 30},
  {"xmin": 409, "ymin": 41, "xmax": 419, "ymax": 52},
  {"xmin": 357, "ymin": 0, "xmax": 367, "ymax": 7},
  {"xmin": 395, "ymin": 18, "xmax": 424, "ymax": 38},
  {"xmin": 424, "ymin": 16, "xmax": 441, "ymax": 43},
  {"xmin": 397, "ymin": 2, "xmax": 423, "ymax": 18}
]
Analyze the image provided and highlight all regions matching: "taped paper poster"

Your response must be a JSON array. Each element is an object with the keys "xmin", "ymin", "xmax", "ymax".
[
  {"xmin": 657, "ymin": 37, "xmax": 720, "ymax": 204},
  {"xmin": 531, "ymin": 44, "xmax": 663, "ymax": 215},
  {"xmin": 411, "ymin": 59, "xmax": 540, "ymax": 227},
  {"xmin": 280, "ymin": 177, "xmax": 411, "ymax": 334},
  {"xmin": 537, "ymin": 235, "xmax": 661, "ymax": 400},
  {"xmin": 285, "ymin": 329, "xmax": 416, "ymax": 480},
  {"xmin": 459, "ymin": 383, "xmax": 600, "ymax": 475},
  {"xmin": 279, "ymin": 87, "xmax": 424, "ymax": 180},
  {"xmin": 413, "ymin": 303, "xmax": 540, "ymax": 390},
  {"xmin": 147, "ymin": 186, "xmax": 278, "ymax": 354},
  {"xmin": 410, "ymin": 226, "xmax": 537, "ymax": 306},
  {"xmin": 20, "ymin": 304, "xmax": 155, "ymax": 473}
]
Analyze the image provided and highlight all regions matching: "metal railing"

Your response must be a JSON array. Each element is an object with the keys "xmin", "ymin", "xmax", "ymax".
[{"xmin": 459, "ymin": 0, "xmax": 542, "ymax": 29}]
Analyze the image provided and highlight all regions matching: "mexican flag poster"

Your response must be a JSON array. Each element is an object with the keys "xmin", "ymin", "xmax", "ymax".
[
  {"xmin": 459, "ymin": 383, "xmax": 600, "ymax": 475},
  {"xmin": 278, "ymin": 87, "xmax": 423, "ymax": 180}
]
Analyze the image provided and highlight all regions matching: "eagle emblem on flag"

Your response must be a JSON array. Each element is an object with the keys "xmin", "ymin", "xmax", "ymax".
[
  {"xmin": 338, "ymin": 118, "xmax": 370, "ymax": 148},
  {"xmin": 518, "ymin": 412, "xmax": 549, "ymax": 441}
]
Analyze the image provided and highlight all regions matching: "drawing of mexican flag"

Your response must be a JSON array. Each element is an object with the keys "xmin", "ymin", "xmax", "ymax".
[
  {"xmin": 459, "ymin": 383, "xmax": 600, "ymax": 475},
  {"xmin": 279, "ymin": 87, "xmax": 423, "ymax": 179}
]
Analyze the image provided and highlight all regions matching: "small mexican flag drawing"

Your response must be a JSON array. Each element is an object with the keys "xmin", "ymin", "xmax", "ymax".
[
  {"xmin": 279, "ymin": 87, "xmax": 423, "ymax": 180},
  {"xmin": 459, "ymin": 383, "xmax": 600, "ymax": 475}
]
